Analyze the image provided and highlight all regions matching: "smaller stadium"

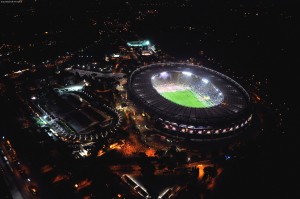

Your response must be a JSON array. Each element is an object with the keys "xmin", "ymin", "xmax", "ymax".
[
  {"xmin": 30, "ymin": 83, "xmax": 122, "ymax": 143},
  {"xmin": 129, "ymin": 63, "xmax": 252, "ymax": 140}
]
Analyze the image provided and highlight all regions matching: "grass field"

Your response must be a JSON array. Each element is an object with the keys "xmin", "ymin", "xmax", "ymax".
[{"xmin": 161, "ymin": 90, "xmax": 210, "ymax": 108}]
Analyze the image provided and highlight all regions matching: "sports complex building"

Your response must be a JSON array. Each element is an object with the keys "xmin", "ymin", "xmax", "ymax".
[
  {"xmin": 128, "ymin": 63, "xmax": 252, "ymax": 140},
  {"xmin": 29, "ymin": 83, "xmax": 123, "ymax": 143}
]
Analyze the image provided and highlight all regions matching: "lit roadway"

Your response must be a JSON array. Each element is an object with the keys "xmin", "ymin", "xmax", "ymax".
[
  {"xmin": 68, "ymin": 68, "xmax": 126, "ymax": 78},
  {"xmin": 0, "ymin": 140, "xmax": 37, "ymax": 199},
  {"xmin": 0, "ymin": 156, "xmax": 25, "ymax": 199}
]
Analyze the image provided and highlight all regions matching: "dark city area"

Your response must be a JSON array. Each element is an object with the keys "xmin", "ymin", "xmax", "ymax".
[{"xmin": 0, "ymin": 1, "xmax": 298, "ymax": 199}]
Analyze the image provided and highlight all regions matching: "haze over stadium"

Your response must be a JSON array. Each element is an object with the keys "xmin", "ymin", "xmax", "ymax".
[{"xmin": 151, "ymin": 71, "xmax": 223, "ymax": 108}]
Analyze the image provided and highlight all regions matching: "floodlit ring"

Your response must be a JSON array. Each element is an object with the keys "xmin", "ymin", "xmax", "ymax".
[{"xmin": 129, "ymin": 63, "xmax": 251, "ymax": 139}]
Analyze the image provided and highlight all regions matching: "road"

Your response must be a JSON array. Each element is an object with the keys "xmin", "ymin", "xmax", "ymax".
[
  {"xmin": 69, "ymin": 69, "xmax": 126, "ymax": 78},
  {"xmin": 0, "ymin": 156, "xmax": 24, "ymax": 199},
  {"xmin": 0, "ymin": 140, "xmax": 37, "ymax": 199}
]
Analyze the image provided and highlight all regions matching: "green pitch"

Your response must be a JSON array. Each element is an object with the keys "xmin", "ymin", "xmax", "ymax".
[{"xmin": 161, "ymin": 90, "xmax": 211, "ymax": 108}]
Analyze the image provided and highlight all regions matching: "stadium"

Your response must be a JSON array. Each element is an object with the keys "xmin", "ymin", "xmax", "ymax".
[{"xmin": 129, "ymin": 63, "xmax": 252, "ymax": 140}]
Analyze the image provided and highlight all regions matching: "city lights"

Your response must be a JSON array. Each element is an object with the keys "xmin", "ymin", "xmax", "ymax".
[{"xmin": 0, "ymin": 2, "xmax": 291, "ymax": 198}]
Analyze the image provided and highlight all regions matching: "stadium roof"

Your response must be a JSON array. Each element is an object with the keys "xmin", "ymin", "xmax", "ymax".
[{"xmin": 129, "ymin": 63, "xmax": 251, "ymax": 127}]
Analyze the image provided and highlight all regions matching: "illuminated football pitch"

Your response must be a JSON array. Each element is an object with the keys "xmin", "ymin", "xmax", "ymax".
[{"xmin": 160, "ymin": 90, "xmax": 212, "ymax": 108}]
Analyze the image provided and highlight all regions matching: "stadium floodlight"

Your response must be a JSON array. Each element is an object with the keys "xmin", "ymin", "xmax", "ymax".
[
  {"xmin": 111, "ymin": 53, "xmax": 120, "ymax": 58},
  {"xmin": 182, "ymin": 71, "xmax": 192, "ymax": 76},
  {"xmin": 127, "ymin": 40, "xmax": 150, "ymax": 47},
  {"xmin": 202, "ymin": 78, "xmax": 209, "ymax": 84},
  {"xmin": 144, "ymin": 40, "xmax": 150, "ymax": 45},
  {"xmin": 67, "ymin": 85, "xmax": 84, "ymax": 91},
  {"xmin": 160, "ymin": 71, "xmax": 168, "ymax": 78}
]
